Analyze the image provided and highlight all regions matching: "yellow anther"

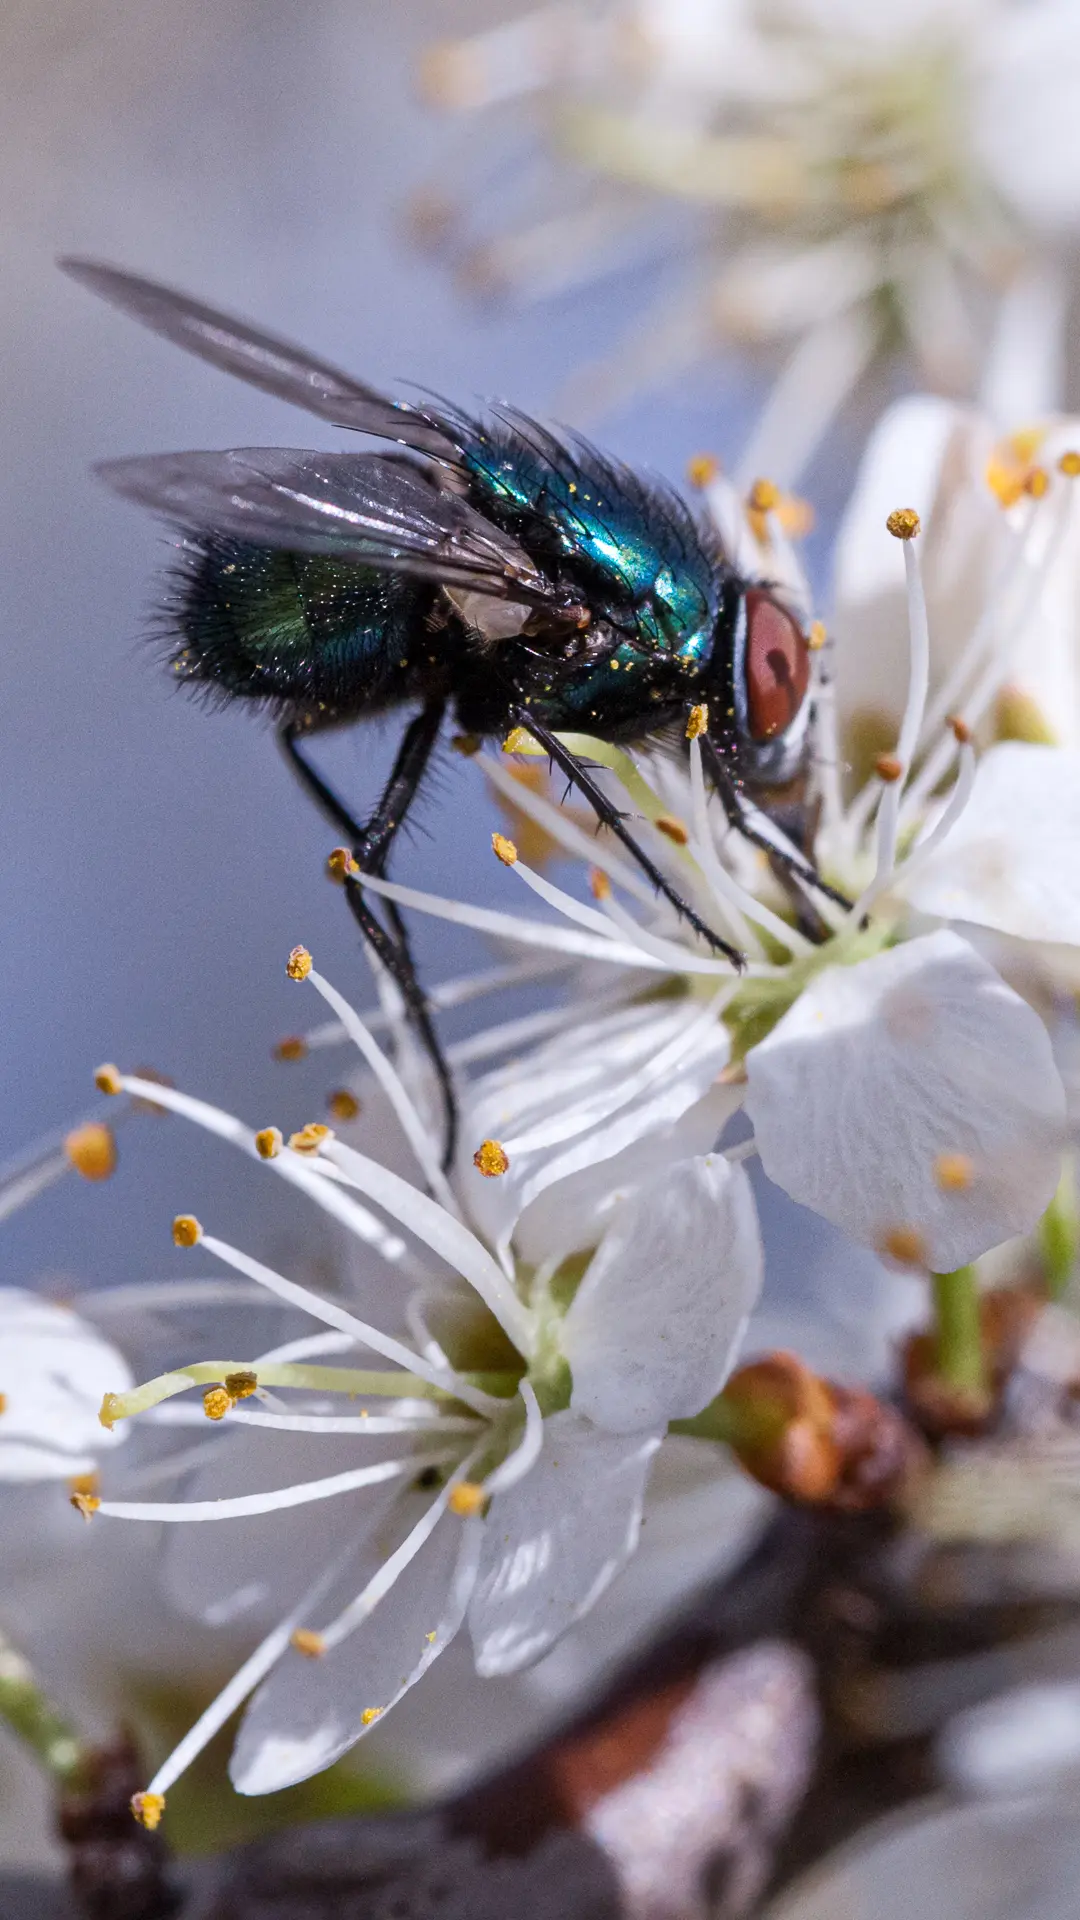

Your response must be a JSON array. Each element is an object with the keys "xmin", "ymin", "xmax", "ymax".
[
  {"xmin": 1059, "ymin": 450, "xmax": 1080, "ymax": 477},
  {"xmin": 361, "ymin": 1707, "xmax": 383, "ymax": 1726},
  {"xmin": 947, "ymin": 714, "xmax": 972, "ymax": 745},
  {"xmin": 686, "ymin": 704, "xmax": 709, "ymax": 740},
  {"xmin": 130, "ymin": 1793, "xmax": 165, "ymax": 1831},
  {"xmin": 203, "ymin": 1386, "xmax": 232, "ymax": 1422},
  {"xmin": 686, "ymin": 452, "xmax": 720, "ymax": 489},
  {"xmin": 286, "ymin": 945, "xmax": 313, "ymax": 982},
  {"xmin": 69, "ymin": 1472, "xmax": 100, "ymax": 1500},
  {"xmin": 290, "ymin": 1628, "xmax": 327, "ymax": 1657},
  {"xmin": 273, "ymin": 1035, "xmax": 308, "ymax": 1062},
  {"xmin": 655, "ymin": 813, "xmax": 689, "ymax": 846},
  {"xmin": 935, "ymin": 1152, "xmax": 973, "ymax": 1193},
  {"xmin": 326, "ymin": 847, "xmax": 359, "ymax": 883},
  {"xmin": 0, "ymin": 1393, "xmax": 6, "ymax": 1415},
  {"xmin": 255, "ymin": 1126, "xmax": 283, "ymax": 1160},
  {"xmin": 225, "ymin": 1370, "xmax": 258, "ymax": 1401},
  {"xmin": 502, "ymin": 726, "xmax": 535, "ymax": 755},
  {"xmin": 64, "ymin": 1122, "xmax": 117, "ymax": 1183},
  {"xmin": 879, "ymin": 1225, "xmax": 927, "ymax": 1268},
  {"xmin": 94, "ymin": 1063, "xmax": 123, "ymax": 1096},
  {"xmin": 473, "ymin": 1139, "xmax": 509, "ymax": 1178},
  {"xmin": 886, "ymin": 508, "xmax": 920, "ymax": 540},
  {"xmin": 1024, "ymin": 465, "xmax": 1050, "ymax": 499},
  {"xmin": 748, "ymin": 477, "xmax": 779, "ymax": 513},
  {"xmin": 589, "ymin": 867, "xmax": 611, "ymax": 900},
  {"xmin": 70, "ymin": 1491, "xmax": 100, "ymax": 1521},
  {"xmin": 99, "ymin": 1393, "xmax": 121, "ymax": 1430},
  {"xmin": 491, "ymin": 832, "xmax": 518, "ymax": 866},
  {"xmin": 874, "ymin": 754, "xmax": 904, "ymax": 783},
  {"xmin": 808, "ymin": 620, "xmax": 827, "ymax": 651},
  {"xmin": 289, "ymin": 1122, "xmax": 332, "ymax": 1156},
  {"xmin": 327, "ymin": 1088, "xmax": 361, "ymax": 1123},
  {"xmin": 448, "ymin": 1481, "xmax": 489, "ymax": 1518},
  {"xmin": 172, "ymin": 1214, "xmax": 203, "ymax": 1248},
  {"xmin": 994, "ymin": 685, "xmax": 1057, "ymax": 745},
  {"xmin": 451, "ymin": 732, "xmax": 482, "ymax": 756}
]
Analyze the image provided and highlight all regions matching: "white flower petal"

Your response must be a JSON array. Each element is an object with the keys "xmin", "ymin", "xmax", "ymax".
[
  {"xmin": 563, "ymin": 1155, "xmax": 762, "ymax": 1433},
  {"xmin": 904, "ymin": 742, "xmax": 1080, "ymax": 943},
  {"xmin": 744, "ymin": 931, "xmax": 1066, "ymax": 1271},
  {"xmin": 468, "ymin": 1411, "xmax": 660, "ymax": 1677},
  {"xmin": 0, "ymin": 1290, "xmax": 131, "ymax": 1481},
  {"xmin": 229, "ymin": 1499, "xmax": 481, "ymax": 1793}
]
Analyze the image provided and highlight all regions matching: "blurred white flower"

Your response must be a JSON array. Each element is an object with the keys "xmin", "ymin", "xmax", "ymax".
[
  {"xmin": 0, "ymin": 1291, "xmax": 132, "ymax": 1483},
  {"xmin": 422, "ymin": 0, "xmax": 1080, "ymax": 471},
  {"xmin": 81, "ymin": 986, "xmax": 762, "ymax": 1814}
]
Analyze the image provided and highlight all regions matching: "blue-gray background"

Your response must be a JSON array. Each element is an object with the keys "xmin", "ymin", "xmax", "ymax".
[{"xmin": 1, "ymin": 0, "xmax": 840, "ymax": 1295}]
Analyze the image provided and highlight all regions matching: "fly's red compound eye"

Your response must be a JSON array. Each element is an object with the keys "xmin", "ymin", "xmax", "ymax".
[{"xmin": 744, "ymin": 590, "xmax": 810, "ymax": 742}]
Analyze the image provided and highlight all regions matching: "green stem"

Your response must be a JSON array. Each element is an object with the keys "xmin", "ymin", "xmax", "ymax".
[
  {"xmin": 0, "ymin": 1627, "xmax": 87, "ymax": 1784},
  {"xmin": 931, "ymin": 1265, "xmax": 986, "ymax": 1398},
  {"xmin": 1038, "ymin": 1157, "xmax": 1079, "ymax": 1300}
]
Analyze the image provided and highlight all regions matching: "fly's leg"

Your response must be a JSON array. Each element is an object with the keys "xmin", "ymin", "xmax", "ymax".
[
  {"xmin": 700, "ymin": 734, "xmax": 852, "ymax": 914},
  {"xmin": 513, "ymin": 709, "xmax": 746, "ymax": 970},
  {"xmin": 279, "ymin": 703, "xmax": 457, "ymax": 1168}
]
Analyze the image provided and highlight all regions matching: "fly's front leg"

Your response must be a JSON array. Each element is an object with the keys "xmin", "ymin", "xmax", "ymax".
[
  {"xmin": 513, "ymin": 708, "xmax": 745, "ymax": 970},
  {"xmin": 700, "ymin": 734, "xmax": 852, "ymax": 915}
]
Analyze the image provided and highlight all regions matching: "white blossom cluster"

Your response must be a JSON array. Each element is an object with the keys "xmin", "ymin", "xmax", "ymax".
[{"xmin": 4, "ymin": 394, "xmax": 1080, "ymax": 1832}]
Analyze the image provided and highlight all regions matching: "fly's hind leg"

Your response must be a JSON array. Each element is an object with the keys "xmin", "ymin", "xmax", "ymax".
[
  {"xmin": 513, "ymin": 708, "xmax": 746, "ymax": 970},
  {"xmin": 279, "ymin": 702, "xmax": 457, "ymax": 1168}
]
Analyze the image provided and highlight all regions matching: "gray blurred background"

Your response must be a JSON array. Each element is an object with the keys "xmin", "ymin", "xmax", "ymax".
[{"xmin": 0, "ymin": 0, "xmax": 803, "ymax": 1294}]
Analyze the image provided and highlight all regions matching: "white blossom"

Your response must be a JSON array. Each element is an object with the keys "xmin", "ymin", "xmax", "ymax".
[
  {"xmin": 0, "ymin": 1291, "xmax": 132, "ymax": 1483},
  {"xmin": 70, "ymin": 968, "xmax": 762, "ymax": 1809}
]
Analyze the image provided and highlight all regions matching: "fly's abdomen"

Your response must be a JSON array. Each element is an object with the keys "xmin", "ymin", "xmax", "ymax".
[{"xmin": 166, "ymin": 535, "xmax": 436, "ymax": 722}]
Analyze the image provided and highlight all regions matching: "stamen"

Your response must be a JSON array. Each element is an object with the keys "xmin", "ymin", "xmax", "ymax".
[
  {"xmin": 1059, "ymin": 451, "xmax": 1080, "ymax": 476},
  {"xmin": 273, "ymin": 1037, "xmax": 307, "ymax": 1062},
  {"xmin": 290, "ymin": 1629, "xmax": 326, "ymax": 1657},
  {"xmin": 850, "ymin": 523, "xmax": 930, "ymax": 911},
  {"xmin": 478, "ymin": 749, "xmax": 672, "ymax": 906},
  {"xmin": 686, "ymin": 453, "xmax": 720, "ymax": 488},
  {"xmin": 448, "ymin": 1482, "xmax": 488, "ymax": 1517},
  {"xmin": 202, "ymin": 1386, "xmax": 231, "ymax": 1421},
  {"xmin": 655, "ymin": 814, "xmax": 689, "ymax": 846},
  {"xmin": 286, "ymin": 946, "xmax": 313, "ymax": 981},
  {"xmin": 875, "ymin": 755, "xmax": 903, "ymax": 783},
  {"xmin": 327, "ymin": 1090, "xmax": 360, "ymax": 1122},
  {"xmin": 100, "ymin": 1359, "xmax": 451, "ymax": 1428},
  {"xmin": 289, "ymin": 1122, "xmax": 331, "ymax": 1156},
  {"xmin": 255, "ymin": 1127, "xmax": 282, "ymax": 1160},
  {"xmin": 94, "ymin": 1064, "xmax": 123, "ymax": 1096},
  {"xmin": 225, "ymin": 1370, "xmax": 257, "ymax": 1399},
  {"xmin": 172, "ymin": 1215, "xmax": 202, "ymax": 1247},
  {"xmin": 495, "ymin": 853, "xmax": 746, "ymax": 975},
  {"xmin": 139, "ymin": 1543, "xmax": 360, "ymax": 1803},
  {"xmin": 686, "ymin": 740, "xmax": 812, "ymax": 956},
  {"xmin": 326, "ymin": 847, "xmax": 359, "ymax": 883},
  {"xmin": 686, "ymin": 704, "xmax": 709, "ymax": 740},
  {"xmin": 69, "ymin": 1491, "xmax": 100, "ymax": 1521},
  {"xmin": 473, "ymin": 1139, "xmax": 509, "ymax": 1178},
  {"xmin": 117, "ymin": 1074, "xmax": 413, "ymax": 1270},
  {"xmin": 492, "ymin": 833, "xmax": 517, "ymax": 866},
  {"xmin": 483, "ymin": 1382, "xmax": 543, "ymax": 1494},
  {"xmin": 63, "ymin": 1122, "xmax": 117, "ymax": 1182},
  {"xmin": 304, "ymin": 966, "xmax": 458, "ymax": 1212},
  {"xmin": 194, "ymin": 1229, "xmax": 494, "ymax": 1403},
  {"xmin": 356, "ymin": 870, "xmax": 667, "ymax": 969},
  {"xmin": 317, "ymin": 1139, "xmax": 533, "ymax": 1359},
  {"xmin": 130, "ymin": 1793, "xmax": 164, "ymax": 1830},
  {"xmin": 94, "ymin": 1453, "xmax": 436, "ymax": 1523}
]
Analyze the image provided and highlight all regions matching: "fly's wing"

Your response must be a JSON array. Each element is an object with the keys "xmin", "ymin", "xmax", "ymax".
[
  {"xmin": 97, "ymin": 447, "xmax": 554, "ymax": 602},
  {"xmin": 60, "ymin": 258, "xmax": 455, "ymax": 459}
]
